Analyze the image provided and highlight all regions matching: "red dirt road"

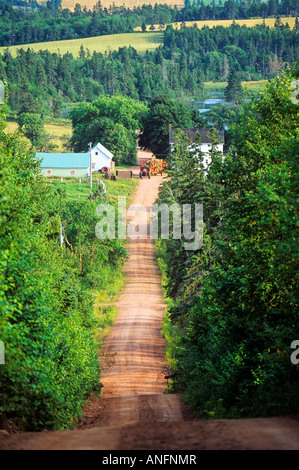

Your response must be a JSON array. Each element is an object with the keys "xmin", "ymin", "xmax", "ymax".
[
  {"xmin": 100, "ymin": 174, "xmax": 167, "ymax": 398},
  {"xmin": 1, "ymin": 170, "xmax": 299, "ymax": 451}
]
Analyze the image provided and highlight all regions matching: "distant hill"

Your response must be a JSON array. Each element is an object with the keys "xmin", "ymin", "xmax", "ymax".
[
  {"xmin": 1, "ymin": 17, "xmax": 295, "ymax": 58},
  {"xmin": 60, "ymin": 0, "xmax": 184, "ymax": 10}
]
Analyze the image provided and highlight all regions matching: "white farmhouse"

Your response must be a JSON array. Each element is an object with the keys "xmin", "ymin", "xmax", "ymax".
[
  {"xmin": 169, "ymin": 126, "xmax": 224, "ymax": 170},
  {"xmin": 36, "ymin": 142, "xmax": 114, "ymax": 177}
]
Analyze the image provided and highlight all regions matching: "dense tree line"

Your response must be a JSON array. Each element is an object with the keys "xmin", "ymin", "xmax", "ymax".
[
  {"xmin": 0, "ymin": 99, "xmax": 131, "ymax": 430},
  {"xmin": 156, "ymin": 67, "xmax": 299, "ymax": 418},
  {"xmin": 183, "ymin": 0, "xmax": 299, "ymax": 21},
  {"xmin": 0, "ymin": 23, "xmax": 297, "ymax": 117},
  {"xmin": 163, "ymin": 22, "xmax": 299, "ymax": 80},
  {"xmin": 0, "ymin": 0, "xmax": 298, "ymax": 47}
]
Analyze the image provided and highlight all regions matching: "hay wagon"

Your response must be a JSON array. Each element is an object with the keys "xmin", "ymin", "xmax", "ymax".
[{"xmin": 139, "ymin": 157, "xmax": 167, "ymax": 178}]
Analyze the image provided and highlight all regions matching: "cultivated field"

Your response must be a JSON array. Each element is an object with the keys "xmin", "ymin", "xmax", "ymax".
[
  {"xmin": 5, "ymin": 119, "xmax": 73, "ymax": 152},
  {"xmin": 135, "ymin": 16, "xmax": 297, "ymax": 31},
  {"xmin": 204, "ymin": 79, "xmax": 268, "ymax": 93},
  {"xmin": 1, "ymin": 16, "xmax": 295, "ymax": 59},
  {"xmin": 0, "ymin": 32, "xmax": 164, "ymax": 58}
]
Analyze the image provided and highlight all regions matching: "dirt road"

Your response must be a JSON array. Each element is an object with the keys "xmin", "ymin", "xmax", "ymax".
[
  {"xmin": 1, "ymin": 170, "xmax": 299, "ymax": 451},
  {"xmin": 99, "ymin": 173, "xmax": 167, "ymax": 399}
]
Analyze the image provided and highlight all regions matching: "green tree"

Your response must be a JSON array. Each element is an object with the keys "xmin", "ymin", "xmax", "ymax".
[
  {"xmin": 157, "ymin": 67, "xmax": 299, "ymax": 418},
  {"xmin": 0, "ymin": 105, "xmax": 101, "ymax": 431},
  {"xmin": 224, "ymin": 68, "xmax": 244, "ymax": 104},
  {"xmin": 17, "ymin": 112, "xmax": 46, "ymax": 148},
  {"xmin": 70, "ymin": 95, "xmax": 147, "ymax": 163},
  {"xmin": 139, "ymin": 95, "xmax": 194, "ymax": 157}
]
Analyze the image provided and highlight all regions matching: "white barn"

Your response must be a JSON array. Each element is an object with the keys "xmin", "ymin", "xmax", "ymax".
[{"xmin": 36, "ymin": 142, "xmax": 114, "ymax": 177}]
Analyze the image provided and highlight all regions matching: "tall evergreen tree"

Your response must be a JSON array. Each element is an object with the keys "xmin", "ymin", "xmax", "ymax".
[{"xmin": 225, "ymin": 68, "xmax": 244, "ymax": 104}]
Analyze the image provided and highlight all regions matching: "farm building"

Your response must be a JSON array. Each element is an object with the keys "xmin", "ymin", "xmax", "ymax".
[
  {"xmin": 169, "ymin": 126, "xmax": 224, "ymax": 169},
  {"xmin": 36, "ymin": 142, "xmax": 114, "ymax": 177}
]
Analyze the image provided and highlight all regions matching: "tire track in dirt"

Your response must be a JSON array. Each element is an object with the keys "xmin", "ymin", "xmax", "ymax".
[{"xmin": 99, "ymin": 173, "xmax": 168, "ymax": 400}]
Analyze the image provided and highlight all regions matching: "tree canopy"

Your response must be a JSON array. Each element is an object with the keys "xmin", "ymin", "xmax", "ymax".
[
  {"xmin": 138, "ymin": 95, "xmax": 194, "ymax": 157},
  {"xmin": 70, "ymin": 94, "xmax": 147, "ymax": 164}
]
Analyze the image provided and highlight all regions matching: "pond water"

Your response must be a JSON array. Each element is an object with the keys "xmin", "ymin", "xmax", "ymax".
[
  {"xmin": 196, "ymin": 87, "xmax": 235, "ymax": 113},
  {"xmin": 196, "ymin": 97, "xmax": 225, "ymax": 113},
  {"xmin": 187, "ymin": 87, "xmax": 232, "ymax": 114}
]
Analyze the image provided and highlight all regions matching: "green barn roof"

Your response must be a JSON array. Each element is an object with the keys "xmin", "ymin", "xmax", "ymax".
[{"xmin": 36, "ymin": 152, "xmax": 90, "ymax": 168}]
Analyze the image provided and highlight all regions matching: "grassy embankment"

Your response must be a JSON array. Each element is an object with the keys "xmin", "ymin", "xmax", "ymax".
[{"xmin": 48, "ymin": 173, "xmax": 139, "ymax": 342}]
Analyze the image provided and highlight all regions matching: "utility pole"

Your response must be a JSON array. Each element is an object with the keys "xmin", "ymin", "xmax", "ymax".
[
  {"xmin": 89, "ymin": 142, "xmax": 92, "ymax": 189},
  {"xmin": 60, "ymin": 224, "xmax": 64, "ymax": 247}
]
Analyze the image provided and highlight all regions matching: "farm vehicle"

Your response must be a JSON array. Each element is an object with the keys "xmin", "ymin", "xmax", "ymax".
[{"xmin": 139, "ymin": 157, "xmax": 167, "ymax": 178}]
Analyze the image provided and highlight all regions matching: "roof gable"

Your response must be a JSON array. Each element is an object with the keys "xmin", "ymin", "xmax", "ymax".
[{"xmin": 92, "ymin": 142, "xmax": 113, "ymax": 159}]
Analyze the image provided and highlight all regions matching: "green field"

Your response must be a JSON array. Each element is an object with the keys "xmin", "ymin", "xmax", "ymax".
[
  {"xmin": 204, "ymin": 79, "xmax": 268, "ymax": 93},
  {"xmin": 0, "ymin": 32, "xmax": 164, "ymax": 58},
  {"xmin": 5, "ymin": 118, "xmax": 73, "ymax": 151},
  {"xmin": 47, "ymin": 174, "xmax": 139, "ymax": 203}
]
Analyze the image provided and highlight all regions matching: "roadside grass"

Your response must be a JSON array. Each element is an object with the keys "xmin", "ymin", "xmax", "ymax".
[{"xmin": 47, "ymin": 175, "xmax": 139, "ymax": 341}]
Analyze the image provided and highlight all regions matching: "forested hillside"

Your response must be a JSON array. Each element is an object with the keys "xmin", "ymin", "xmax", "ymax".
[
  {"xmin": 0, "ymin": 0, "xmax": 297, "ymax": 47},
  {"xmin": 0, "ymin": 22, "xmax": 298, "ymax": 117}
]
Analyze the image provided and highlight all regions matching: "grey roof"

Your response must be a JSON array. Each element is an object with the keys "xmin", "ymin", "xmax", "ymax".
[{"xmin": 169, "ymin": 127, "xmax": 225, "ymax": 144}]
